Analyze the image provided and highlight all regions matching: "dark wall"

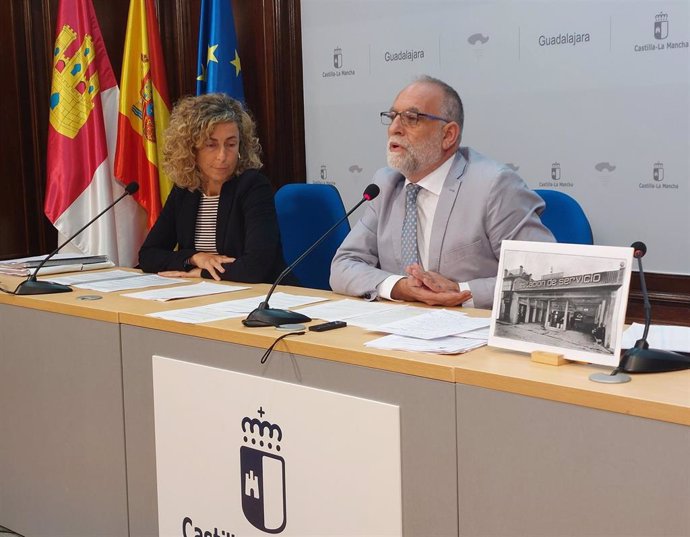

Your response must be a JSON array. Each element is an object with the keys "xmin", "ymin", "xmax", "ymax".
[
  {"xmin": 1, "ymin": 0, "xmax": 304, "ymax": 259},
  {"xmin": 1, "ymin": 0, "xmax": 687, "ymax": 325}
]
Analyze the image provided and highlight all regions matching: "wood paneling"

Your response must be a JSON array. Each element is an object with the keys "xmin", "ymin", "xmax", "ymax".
[
  {"xmin": 0, "ymin": 0, "xmax": 52, "ymax": 258},
  {"xmin": 627, "ymin": 272, "xmax": 690, "ymax": 327},
  {"xmin": 158, "ymin": 0, "xmax": 199, "ymax": 100},
  {"xmin": 235, "ymin": 0, "xmax": 306, "ymax": 188}
]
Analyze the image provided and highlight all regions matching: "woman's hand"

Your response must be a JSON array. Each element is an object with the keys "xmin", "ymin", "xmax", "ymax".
[
  {"xmin": 158, "ymin": 268, "xmax": 204, "ymax": 279},
  {"xmin": 159, "ymin": 253, "xmax": 236, "ymax": 281},
  {"xmin": 189, "ymin": 252, "xmax": 236, "ymax": 280}
]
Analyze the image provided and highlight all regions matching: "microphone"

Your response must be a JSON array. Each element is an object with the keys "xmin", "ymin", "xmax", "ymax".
[
  {"xmin": 15, "ymin": 182, "xmax": 140, "ymax": 295},
  {"xmin": 615, "ymin": 241, "xmax": 690, "ymax": 373},
  {"xmin": 243, "ymin": 183, "xmax": 381, "ymax": 327}
]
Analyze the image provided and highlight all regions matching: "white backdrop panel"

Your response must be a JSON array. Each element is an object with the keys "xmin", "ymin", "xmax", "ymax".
[{"xmin": 302, "ymin": 0, "xmax": 690, "ymax": 274}]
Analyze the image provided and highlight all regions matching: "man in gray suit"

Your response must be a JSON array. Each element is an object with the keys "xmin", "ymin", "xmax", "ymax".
[{"xmin": 330, "ymin": 76, "xmax": 554, "ymax": 309}]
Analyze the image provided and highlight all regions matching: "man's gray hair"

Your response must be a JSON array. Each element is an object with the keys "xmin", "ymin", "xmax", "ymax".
[{"xmin": 416, "ymin": 75, "xmax": 464, "ymax": 130}]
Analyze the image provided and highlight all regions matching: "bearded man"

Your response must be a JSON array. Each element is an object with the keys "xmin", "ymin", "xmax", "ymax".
[{"xmin": 329, "ymin": 76, "xmax": 554, "ymax": 309}]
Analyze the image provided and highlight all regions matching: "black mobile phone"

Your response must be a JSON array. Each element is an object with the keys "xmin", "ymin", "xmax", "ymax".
[{"xmin": 308, "ymin": 320, "xmax": 347, "ymax": 332}]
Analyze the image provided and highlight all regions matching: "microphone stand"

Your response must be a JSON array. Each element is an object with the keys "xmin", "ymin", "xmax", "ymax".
[
  {"xmin": 617, "ymin": 253, "xmax": 690, "ymax": 373},
  {"xmin": 590, "ymin": 243, "xmax": 690, "ymax": 383},
  {"xmin": 243, "ymin": 190, "xmax": 375, "ymax": 327},
  {"xmin": 15, "ymin": 183, "xmax": 139, "ymax": 295}
]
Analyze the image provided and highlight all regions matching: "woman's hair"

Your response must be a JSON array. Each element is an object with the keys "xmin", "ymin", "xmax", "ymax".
[{"xmin": 162, "ymin": 93, "xmax": 262, "ymax": 190}]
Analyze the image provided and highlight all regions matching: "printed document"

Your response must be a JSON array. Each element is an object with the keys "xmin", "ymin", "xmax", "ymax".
[
  {"xmin": 123, "ymin": 281, "xmax": 248, "ymax": 301},
  {"xmin": 147, "ymin": 292, "xmax": 328, "ymax": 324},
  {"xmin": 365, "ymin": 334, "xmax": 486, "ymax": 354},
  {"xmin": 373, "ymin": 309, "xmax": 490, "ymax": 340},
  {"xmin": 621, "ymin": 323, "xmax": 690, "ymax": 352}
]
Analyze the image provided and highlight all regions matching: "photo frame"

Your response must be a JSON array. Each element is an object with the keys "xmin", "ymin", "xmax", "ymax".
[{"xmin": 489, "ymin": 240, "xmax": 633, "ymax": 367}]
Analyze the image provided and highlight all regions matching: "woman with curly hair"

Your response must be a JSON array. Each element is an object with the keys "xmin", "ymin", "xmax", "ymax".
[{"xmin": 138, "ymin": 93, "xmax": 287, "ymax": 283}]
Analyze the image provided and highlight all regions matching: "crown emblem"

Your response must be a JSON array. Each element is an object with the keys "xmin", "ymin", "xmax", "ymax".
[{"xmin": 242, "ymin": 416, "xmax": 283, "ymax": 451}]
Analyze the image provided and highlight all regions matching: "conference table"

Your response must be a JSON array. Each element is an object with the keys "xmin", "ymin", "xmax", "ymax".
[{"xmin": 1, "ymin": 270, "xmax": 688, "ymax": 537}]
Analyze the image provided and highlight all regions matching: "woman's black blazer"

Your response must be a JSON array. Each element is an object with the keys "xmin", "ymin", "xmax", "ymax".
[{"xmin": 138, "ymin": 170, "xmax": 287, "ymax": 284}]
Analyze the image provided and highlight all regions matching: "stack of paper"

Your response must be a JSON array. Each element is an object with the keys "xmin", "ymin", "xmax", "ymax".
[
  {"xmin": 365, "ymin": 309, "xmax": 491, "ymax": 354},
  {"xmin": 0, "ymin": 253, "xmax": 113, "ymax": 276},
  {"xmin": 299, "ymin": 298, "xmax": 491, "ymax": 354},
  {"xmin": 296, "ymin": 300, "xmax": 490, "ymax": 355},
  {"xmin": 365, "ymin": 334, "xmax": 486, "ymax": 354}
]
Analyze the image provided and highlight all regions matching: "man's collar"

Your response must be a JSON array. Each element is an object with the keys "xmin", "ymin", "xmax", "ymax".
[{"xmin": 405, "ymin": 154, "xmax": 456, "ymax": 195}]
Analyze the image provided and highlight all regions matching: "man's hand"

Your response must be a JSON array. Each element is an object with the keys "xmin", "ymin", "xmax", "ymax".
[
  {"xmin": 391, "ymin": 266, "xmax": 472, "ymax": 307},
  {"xmin": 405, "ymin": 263, "xmax": 463, "ymax": 293}
]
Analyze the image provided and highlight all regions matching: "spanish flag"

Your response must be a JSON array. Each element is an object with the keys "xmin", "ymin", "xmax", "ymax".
[
  {"xmin": 114, "ymin": 0, "xmax": 172, "ymax": 229},
  {"xmin": 44, "ymin": 0, "xmax": 145, "ymax": 267}
]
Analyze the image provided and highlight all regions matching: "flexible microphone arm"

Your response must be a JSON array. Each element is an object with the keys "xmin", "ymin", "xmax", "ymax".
[
  {"xmin": 591, "ymin": 241, "xmax": 690, "ymax": 383},
  {"xmin": 259, "ymin": 188, "xmax": 377, "ymax": 310},
  {"xmin": 243, "ymin": 183, "xmax": 380, "ymax": 327},
  {"xmin": 615, "ymin": 241, "xmax": 690, "ymax": 373},
  {"xmin": 631, "ymin": 241, "xmax": 652, "ymax": 344},
  {"xmin": 15, "ymin": 182, "xmax": 139, "ymax": 295}
]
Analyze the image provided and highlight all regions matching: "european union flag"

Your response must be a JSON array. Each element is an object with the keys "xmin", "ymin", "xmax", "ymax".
[{"xmin": 196, "ymin": 0, "xmax": 245, "ymax": 100}]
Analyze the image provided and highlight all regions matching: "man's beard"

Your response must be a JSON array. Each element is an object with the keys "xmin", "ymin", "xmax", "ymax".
[{"xmin": 386, "ymin": 133, "xmax": 443, "ymax": 178}]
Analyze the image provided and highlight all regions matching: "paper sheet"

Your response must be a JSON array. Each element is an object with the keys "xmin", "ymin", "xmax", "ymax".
[
  {"xmin": 147, "ymin": 292, "xmax": 328, "ymax": 324},
  {"xmin": 123, "ymin": 281, "xmax": 248, "ymax": 301},
  {"xmin": 458, "ymin": 327, "xmax": 491, "ymax": 340},
  {"xmin": 294, "ymin": 299, "xmax": 400, "ymax": 321},
  {"xmin": 73, "ymin": 274, "xmax": 185, "ymax": 292},
  {"xmin": 345, "ymin": 305, "xmax": 431, "ymax": 329},
  {"xmin": 148, "ymin": 303, "xmax": 247, "ymax": 324},
  {"xmin": 50, "ymin": 269, "xmax": 142, "ymax": 285},
  {"xmin": 365, "ymin": 334, "xmax": 486, "ymax": 354},
  {"xmin": 621, "ymin": 323, "xmax": 690, "ymax": 352},
  {"xmin": 211, "ymin": 291, "xmax": 328, "ymax": 313},
  {"xmin": 373, "ymin": 309, "xmax": 490, "ymax": 340}
]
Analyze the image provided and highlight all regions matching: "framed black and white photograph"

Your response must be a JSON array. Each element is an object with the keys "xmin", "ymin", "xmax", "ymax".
[{"xmin": 489, "ymin": 240, "xmax": 633, "ymax": 367}]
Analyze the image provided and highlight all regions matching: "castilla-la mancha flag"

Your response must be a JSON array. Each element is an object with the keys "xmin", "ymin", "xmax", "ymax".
[
  {"xmin": 44, "ymin": 0, "xmax": 146, "ymax": 267},
  {"xmin": 114, "ymin": 0, "xmax": 172, "ymax": 229}
]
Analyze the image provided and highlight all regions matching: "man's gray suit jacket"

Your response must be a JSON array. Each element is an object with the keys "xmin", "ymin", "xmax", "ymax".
[{"xmin": 329, "ymin": 147, "xmax": 555, "ymax": 309}]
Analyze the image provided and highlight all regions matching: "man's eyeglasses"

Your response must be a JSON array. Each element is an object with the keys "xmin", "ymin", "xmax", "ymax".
[{"xmin": 380, "ymin": 110, "xmax": 451, "ymax": 127}]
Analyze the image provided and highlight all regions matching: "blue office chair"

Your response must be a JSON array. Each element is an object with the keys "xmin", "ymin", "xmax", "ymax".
[
  {"xmin": 534, "ymin": 189, "xmax": 594, "ymax": 245},
  {"xmin": 274, "ymin": 183, "xmax": 350, "ymax": 290}
]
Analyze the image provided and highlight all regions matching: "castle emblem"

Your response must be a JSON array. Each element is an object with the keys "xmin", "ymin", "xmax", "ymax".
[
  {"xmin": 49, "ymin": 25, "xmax": 99, "ymax": 139},
  {"xmin": 654, "ymin": 12, "xmax": 668, "ymax": 40},
  {"xmin": 240, "ymin": 409, "xmax": 287, "ymax": 533},
  {"xmin": 551, "ymin": 162, "xmax": 561, "ymax": 181}
]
